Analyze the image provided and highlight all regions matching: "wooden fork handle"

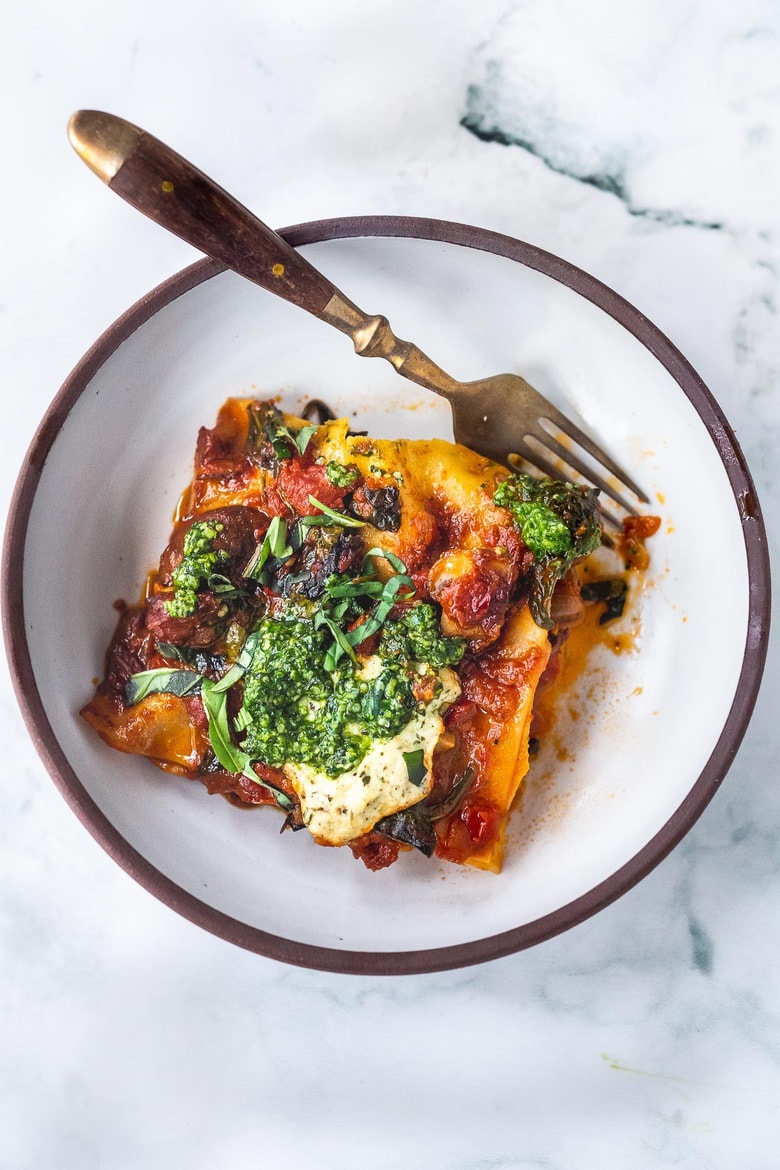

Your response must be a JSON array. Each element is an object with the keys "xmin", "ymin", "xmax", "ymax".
[
  {"xmin": 68, "ymin": 110, "xmax": 345, "ymax": 314},
  {"xmin": 67, "ymin": 110, "xmax": 459, "ymax": 396}
]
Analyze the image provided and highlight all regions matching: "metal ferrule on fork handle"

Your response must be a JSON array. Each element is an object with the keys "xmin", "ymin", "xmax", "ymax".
[{"xmin": 320, "ymin": 291, "xmax": 461, "ymax": 398}]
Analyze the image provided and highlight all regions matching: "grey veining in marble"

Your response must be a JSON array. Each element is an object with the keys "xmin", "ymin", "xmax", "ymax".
[
  {"xmin": 461, "ymin": 1, "xmax": 776, "ymax": 230},
  {"xmin": 2, "ymin": 1, "xmax": 779, "ymax": 1167}
]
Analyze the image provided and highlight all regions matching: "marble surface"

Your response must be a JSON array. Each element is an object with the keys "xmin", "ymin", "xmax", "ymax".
[{"xmin": 2, "ymin": 1, "xmax": 778, "ymax": 1166}]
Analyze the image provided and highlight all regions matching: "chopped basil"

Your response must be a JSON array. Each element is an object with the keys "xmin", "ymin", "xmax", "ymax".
[
  {"xmin": 247, "ymin": 402, "xmax": 295, "ymax": 462},
  {"xmin": 345, "ymin": 573, "xmax": 415, "ymax": 648},
  {"xmin": 305, "ymin": 496, "xmax": 366, "ymax": 528},
  {"xmin": 402, "ymin": 748, "xmax": 427, "ymax": 786},
  {"xmin": 233, "ymin": 706, "xmax": 253, "ymax": 733},
  {"xmin": 314, "ymin": 607, "xmax": 359, "ymax": 671},
  {"xmin": 324, "ymin": 576, "xmax": 385, "ymax": 601},
  {"xmin": 295, "ymin": 424, "xmax": 318, "ymax": 456},
  {"xmin": 244, "ymin": 516, "xmax": 292, "ymax": 581},
  {"xmin": 200, "ymin": 679, "xmax": 293, "ymax": 810},
  {"xmin": 212, "ymin": 630, "xmax": 261, "ymax": 693},
  {"xmin": 362, "ymin": 546, "xmax": 409, "ymax": 575},
  {"xmin": 246, "ymin": 403, "xmax": 318, "ymax": 463},
  {"xmin": 200, "ymin": 679, "xmax": 244, "ymax": 772}
]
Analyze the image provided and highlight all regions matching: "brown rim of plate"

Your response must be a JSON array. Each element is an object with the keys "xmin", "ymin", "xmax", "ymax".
[{"xmin": 2, "ymin": 215, "xmax": 771, "ymax": 976}]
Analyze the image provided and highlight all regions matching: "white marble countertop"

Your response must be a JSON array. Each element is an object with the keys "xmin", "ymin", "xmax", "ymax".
[{"xmin": 2, "ymin": 1, "xmax": 778, "ymax": 1166}]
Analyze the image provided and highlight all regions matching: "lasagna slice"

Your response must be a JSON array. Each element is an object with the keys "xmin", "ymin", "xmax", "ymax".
[{"xmin": 82, "ymin": 397, "xmax": 605, "ymax": 872}]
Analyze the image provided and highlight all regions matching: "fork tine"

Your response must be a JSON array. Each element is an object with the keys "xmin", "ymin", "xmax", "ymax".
[
  {"xmin": 527, "ymin": 427, "xmax": 640, "ymax": 515},
  {"xmin": 539, "ymin": 403, "xmax": 649, "ymax": 504},
  {"xmin": 507, "ymin": 440, "xmax": 573, "ymax": 485},
  {"xmin": 507, "ymin": 449, "xmax": 624, "ymax": 531}
]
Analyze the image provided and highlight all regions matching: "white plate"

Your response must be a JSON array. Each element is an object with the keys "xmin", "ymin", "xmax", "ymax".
[{"xmin": 2, "ymin": 217, "xmax": 769, "ymax": 973}]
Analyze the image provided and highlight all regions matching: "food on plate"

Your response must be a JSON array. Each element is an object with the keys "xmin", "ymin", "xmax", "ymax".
[{"xmin": 81, "ymin": 398, "xmax": 657, "ymax": 871}]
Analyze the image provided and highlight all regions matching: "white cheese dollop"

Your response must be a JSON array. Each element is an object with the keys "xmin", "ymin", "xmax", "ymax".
[{"xmin": 284, "ymin": 664, "xmax": 460, "ymax": 846}]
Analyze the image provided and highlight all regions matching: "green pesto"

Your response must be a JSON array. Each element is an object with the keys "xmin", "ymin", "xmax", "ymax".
[
  {"xmin": 239, "ymin": 615, "xmax": 414, "ymax": 776},
  {"xmin": 501, "ymin": 497, "xmax": 571, "ymax": 559},
  {"xmin": 164, "ymin": 521, "xmax": 227, "ymax": 618},
  {"xmin": 494, "ymin": 473, "xmax": 601, "ymax": 559},
  {"xmin": 493, "ymin": 474, "xmax": 602, "ymax": 629},
  {"xmin": 238, "ymin": 601, "xmax": 459, "ymax": 777},
  {"xmin": 380, "ymin": 603, "xmax": 466, "ymax": 668},
  {"xmin": 325, "ymin": 460, "xmax": 359, "ymax": 488}
]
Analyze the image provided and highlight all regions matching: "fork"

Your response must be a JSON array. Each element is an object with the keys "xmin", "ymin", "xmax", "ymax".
[{"xmin": 67, "ymin": 110, "xmax": 647, "ymax": 514}]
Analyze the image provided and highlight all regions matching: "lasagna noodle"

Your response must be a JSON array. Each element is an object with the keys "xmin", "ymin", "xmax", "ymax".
[
  {"xmin": 83, "ymin": 399, "xmax": 562, "ymax": 871},
  {"xmin": 461, "ymin": 605, "xmax": 551, "ymax": 873},
  {"xmin": 82, "ymin": 691, "xmax": 209, "ymax": 773}
]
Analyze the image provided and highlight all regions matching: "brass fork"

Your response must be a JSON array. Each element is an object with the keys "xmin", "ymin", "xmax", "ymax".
[{"xmin": 68, "ymin": 111, "xmax": 647, "ymax": 514}]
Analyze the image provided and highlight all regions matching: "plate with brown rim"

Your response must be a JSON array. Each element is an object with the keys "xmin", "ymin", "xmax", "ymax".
[{"xmin": 2, "ymin": 216, "xmax": 770, "ymax": 974}]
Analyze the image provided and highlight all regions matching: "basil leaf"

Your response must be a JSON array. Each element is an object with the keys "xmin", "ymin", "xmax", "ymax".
[
  {"xmin": 344, "ymin": 617, "xmax": 380, "ymax": 647},
  {"xmin": 346, "ymin": 574, "xmax": 415, "ymax": 646},
  {"xmin": 306, "ymin": 496, "xmax": 366, "ymax": 528},
  {"xmin": 155, "ymin": 641, "xmax": 191, "ymax": 663},
  {"xmin": 244, "ymin": 516, "xmax": 292, "ymax": 581},
  {"xmin": 287, "ymin": 522, "xmax": 305, "ymax": 554},
  {"xmin": 361, "ymin": 547, "xmax": 409, "ymax": 575},
  {"xmin": 125, "ymin": 668, "xmax": 203, "ymax": 706},
  {"xmin": 294, "ymin": 425, "xmax": 318, "ymax": 456},
  {"xmin": 314, "ymin": 609, "xmax": 358, "ymax": 670},
  {"xmin": 273, "ymin": 419, "xmax": 316, "ymax": 459},
  {"xmin": 240, "ymin": 763, "xmax": 294, "ymax": 811},
  {"xmin": 267, "ymin": 515, "xmax": 292, "ymax": 558},
  {"xmin": 212, "ymin": 630, "xmax": 261, "ymax": 693},
  {"xmin": 376, "ymin": 573, "xmax": 415, "ymax": 612},
  {"xmin": 246, "ymin": 402, "xmax": 295, "ymax": 462},
  {"xmin": 207, "ymin": 572, "xmax": 247, "ymax": 600},
  {"xmin": 201, "ymin": 679, "xmax": 246, "ymax": 772},
  {"xmin": 324, "ymin": 577, "xmax": 385, "ymax": 600},
  {"xmin": 329, "ymin": 599, "xmax": 352, "ymax": 621},
  {"xmin": 426, "ymin": 765, "xmax": 476, "ymax": 821},
  {"xmin": 376, "ymin": 805, "xmax": 436, "ymax": 857},
  {"xmin": 201, "ymin": 679, "xmax": 293, "ymax": 810},
  {"xmin": 246, "ymin": 405, "xmax": 317, "ymax": 467},
  {"xmin": 402, "ymin": 748, "xmax": 427, "ymax": 787},
  {"xmin": 243, "ymin": 546, "xmax": 268, "ymax": 581},
  {"xmin": 264, "ymin": 419, "xmax": 295, "ymax": 461},
  {"xmin": 298, "ymin": 514, "xmax": 340, "ymax": 528}
]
